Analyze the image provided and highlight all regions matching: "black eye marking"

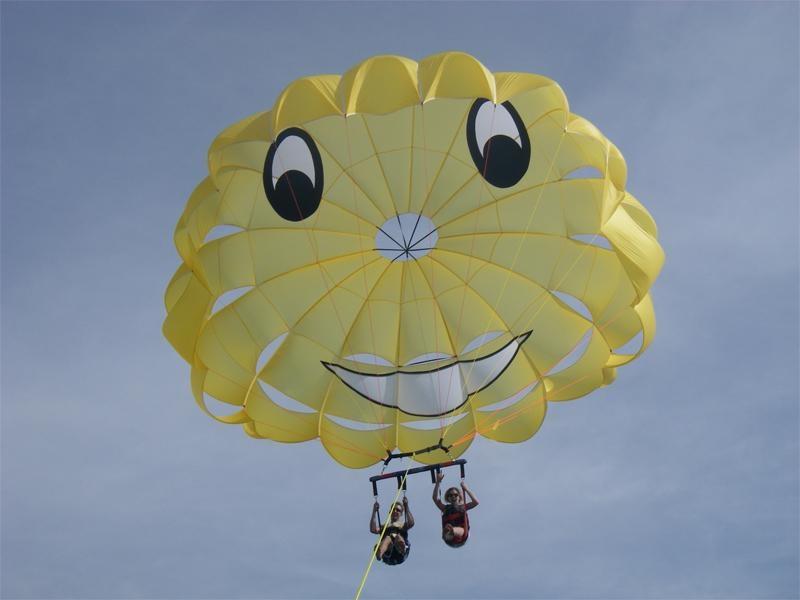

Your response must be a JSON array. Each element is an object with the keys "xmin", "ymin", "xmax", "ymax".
[
  {"xmin": 466, "ymin": 98, "xmax": 531, "ymax": 188},
  {"xmin": 263, "ymin": 128, "xmax": 323, "ymax": 222}
]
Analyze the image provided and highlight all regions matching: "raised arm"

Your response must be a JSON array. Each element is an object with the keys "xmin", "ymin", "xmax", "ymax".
[
  {"xmin": 402, "ymin": 496, "xmax": 415, "ymax": 529},
  {"xmin": 432, "ymin": 472, "xmax": 446, "ymax": 511},
  {"xmin": 370, "ymin": 501, "xmax": 382, "ymax": 534},
  {"xmin": 461, "ymin": 482, "xmax": 479, "ymax": 510}
]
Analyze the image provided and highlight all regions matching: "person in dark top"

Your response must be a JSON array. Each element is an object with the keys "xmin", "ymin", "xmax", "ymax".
[
  {"xmin": 432, "ymin": 471, "xmax": 479, "ymax": 547},
  {"xmin": 370, "ymin": 496, "xmax": 414, "ymax": 565}
]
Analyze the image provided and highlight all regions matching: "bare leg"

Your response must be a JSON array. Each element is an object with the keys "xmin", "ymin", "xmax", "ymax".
[
  {"xmin": 377, "ymin": 535, "xmax": 393, "ymax": 560},
  {"xmin": 442, "ymin": 524, "xmax": 453, "ymax": 541},
  {"xmin": 392, "ymin": 536, "xmax": 407, "ymax": 556}
]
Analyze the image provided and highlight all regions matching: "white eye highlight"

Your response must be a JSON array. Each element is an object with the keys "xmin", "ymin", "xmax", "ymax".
[
  {"xmin": 271, "ymin": 135, "xmax": 315, "ymax": 186},
  {"xmin": 474, "ymin": 102, "xmax": 523, "ymax": 156}
]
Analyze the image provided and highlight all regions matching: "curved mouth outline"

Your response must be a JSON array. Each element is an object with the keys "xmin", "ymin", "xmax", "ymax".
[{"xmin": 321, "ymin": 331, "xmax": 532, "ymax": 417}]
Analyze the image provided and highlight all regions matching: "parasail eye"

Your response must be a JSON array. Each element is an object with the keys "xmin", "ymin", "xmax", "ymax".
[
  {"xmin": 263, "ymin": 128, "xmax": 323, "ymax": 221},
  {"xmin": 466, "ymin": 98, "xmax": 530, "ymax": 188}
]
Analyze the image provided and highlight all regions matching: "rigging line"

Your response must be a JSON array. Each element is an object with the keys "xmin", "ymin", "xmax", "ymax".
[
  {"xmin": 250, "ymin": 415, "xmax": 387, "ymax": 461},
  {"xmin": 316, "ymin": 253, "xmax": 398, "ymax": 450},
  {"xmin": 434, "ymin": 278, "xmax": 630, "ymax": 446},
  {"xmin": 408, "ymin": 102, "xmax": 472, "ymax": 221},
  {"xmin": 317, "ymin": 373, "xmax": 394, "ymax": 458},
  {"xmin": 405, "ymin": 225, "xmax": 439, "ymax": 251},
  {"xmin": 439, "ymin": 115, "xmax": 497, "ymax": 435},
  {"xmin": 420, "ymin": 254, "xmax": 544, "ymax": 442},
  {"xmin": 203, "ymin": 245, "xmax": 378, "ymax": 306},
  {"xmin": 428, "ymin": 107, "xmax": 565, "ymax": 222},
  {"xmin": 443, "ymin": 123, "xmax": 619, "ymax": 443},
  {"xmin": 406, "ymin": 106, "xmax": 416, "ymax": 215},
  {"xmin": 354, "ymin": 464, "xmax": 411, "ymax": 600},
  {"xmin": 375, "ymin": 224, "xmax": 404, "ymax": 250},
  {"xmin": 250, "ymin": 256, "xmax": 385, "ymax": 356},
  {"xmin": 334, "ymin": 113, "xmax": 393, "ymax": 436},
  {"xmin": 457, "ymin": 332, "xmax": 593, "ymax": 440},
  {"xmin": 204, "ymin": 225, "xmax": 377, "ymax": 240},
  {"xmin": 307, "ymin": 123, "xmax": 390, "ymax": 222},
  {"xmin": 199, "ymin": 169, "xmax": 240, "ymax": 263},
  {"xmin": 408, "ymin": 99, "xmax": 450, "ymax": 429},
  {"xmin": 437, "ymin": 230, "xmax": 587, "ymax": 240},
  {"xmin": 269, "ymin": 138, "xmax": 356, "ymax": 356},
  {"xmin": 430, "ymin": 176, "xmax": 572, "ymax": 234},
  {"xmin": 390, "ymin": 256, "xmax": 407, "ymax": 453},
  {"xmin": 416, "ymin": 104, "xmax": 450, "ymax": 433},
  {"xmin": 361, "ymin": 113, "xmax": 404, "ymax": 221},
  {"xmin": 409, "ymin": 257, "xmax": 462, "ymax": 432},
  {"xmin": 449, "ymin": 301, "xmax": 640, "ymax": 445},
  {"xmin": 239, "ymin": 370, "xmax": 388, "ymax": 460},
  {"xmin": 457, "ymin": 343, "xmax": 615, "ymax": 444},
  {"xmin": 320, "ymin": 419, "xmax": 393, "ymax": 460},
  {"xmin": 408, "ymin": 211, "xmax": 423, "ymax": 249},
  {"xmin": 404, "ymin": 257, "xmax": 449, "ymax": 423},
  {"xmin": 417, "ymin": 256, "xmax": 537, "ymax": 439},
  {"xmin": 441, "ymin": 133, "xmax": 567, "ymax": 437},
  {"xmin": 395, "ymin": 212, "xmax": 409, "ymax": 248},
  {"xmin": 438, "ymin": 99, "xmax": 505, "ymax": 403},
  {"xmin": 502, "ymin": 185, "xmax": 616, "ymax": 341},
  {"xmin": 344, "ymin": 117, "xmax": 385, "ymax": 371}
]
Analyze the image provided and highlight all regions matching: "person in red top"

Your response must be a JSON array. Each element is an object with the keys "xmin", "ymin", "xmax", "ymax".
[{"xmin": 432, "ymin": 471, "xmax": 479, "ymax": 547}]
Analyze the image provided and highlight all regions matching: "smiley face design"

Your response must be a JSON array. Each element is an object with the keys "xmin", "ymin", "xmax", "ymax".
[{"xmin": 163, "ymin": 52, "xmax": 664, "ymax": 468}]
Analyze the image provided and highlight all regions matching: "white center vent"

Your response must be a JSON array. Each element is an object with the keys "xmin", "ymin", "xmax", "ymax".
[{"xmin": 375, "ymin": 213, "xmax": 438, "ymax": 262}]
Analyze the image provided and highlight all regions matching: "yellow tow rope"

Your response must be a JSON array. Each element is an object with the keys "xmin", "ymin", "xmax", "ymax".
[{"xmin": 354, "ymin": 467, "xmax": 411, "ymax": 600}]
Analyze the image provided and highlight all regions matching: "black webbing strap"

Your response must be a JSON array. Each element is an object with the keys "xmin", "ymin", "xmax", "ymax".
[{"xmin": 382, "ymin": 437, "xmax": 452, "ymax": 466}]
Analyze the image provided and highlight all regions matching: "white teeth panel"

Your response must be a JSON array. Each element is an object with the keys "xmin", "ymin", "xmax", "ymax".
[
  {"xmin": 328, "ymin": 365, "xmax": 398, "ymax": 407},
  {"xmin": 398, "ymin": 366, "xmax": 465, "ymax": 416},
  {"xmin": 325, "ymin": 331, "xmax": 532, "ymax": 417},
  {"xmin": 461, "ymin": 339, "xmax": 518, "ymax": 394},
  {"xmin": 402, "ymin": 412, "xmax": 469, "ymax": 430}
]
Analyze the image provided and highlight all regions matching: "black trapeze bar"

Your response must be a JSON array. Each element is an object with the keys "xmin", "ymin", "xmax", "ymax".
[{"xmin": 370, "ymin": 459, "xmax": 467, "ymax": 496}]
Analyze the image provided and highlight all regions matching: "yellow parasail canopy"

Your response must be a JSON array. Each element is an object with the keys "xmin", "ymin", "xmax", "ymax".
[{"xmin": 163, "ymin": 52, "xmax": 664, "ymax": 469}]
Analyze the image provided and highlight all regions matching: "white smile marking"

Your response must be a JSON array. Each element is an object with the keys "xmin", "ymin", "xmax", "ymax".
[{"xmin": 322, "ymin": 331, "xmax": 532, "ymax": 417}]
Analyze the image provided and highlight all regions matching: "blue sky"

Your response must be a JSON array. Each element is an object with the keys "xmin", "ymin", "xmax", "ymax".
[{"xmin": 2, "ymin": 2, "xmax": 798, "ymax": 598}]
